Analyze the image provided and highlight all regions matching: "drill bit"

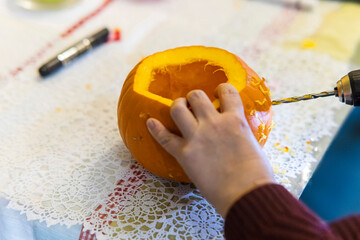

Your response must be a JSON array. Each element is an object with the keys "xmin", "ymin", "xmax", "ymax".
[
  {"xmin": 270, "ymin": 69, "xmax": 360, "ymax": 106},
  {"xmin": 271, "ymin": 90, "xmax": 336, "ymax": 105}
]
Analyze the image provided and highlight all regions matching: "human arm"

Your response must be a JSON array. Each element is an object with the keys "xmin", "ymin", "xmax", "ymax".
[{"xmin": 146, "ymin": 83, "xmax": 360, "ymax": 239}]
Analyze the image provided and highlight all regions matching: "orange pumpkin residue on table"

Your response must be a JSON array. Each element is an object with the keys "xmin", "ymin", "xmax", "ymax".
[{"xmin": 118, "ymin": 46, "xmax": 272, "ymax": 182}]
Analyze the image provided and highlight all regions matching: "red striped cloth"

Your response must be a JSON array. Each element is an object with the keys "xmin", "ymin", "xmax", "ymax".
[
  {"xmin": 79, "ymin": 227, "xmax": 97, "ymax": 240},
  {"xmin": 79, "ymin": 164, "xmax": 147, "ymax": 240}
]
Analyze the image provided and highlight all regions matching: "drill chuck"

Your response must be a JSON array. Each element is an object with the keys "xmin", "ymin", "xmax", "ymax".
[{"xmin": 335, "ymin": 70, "xmax": 360, "ymax": 106}]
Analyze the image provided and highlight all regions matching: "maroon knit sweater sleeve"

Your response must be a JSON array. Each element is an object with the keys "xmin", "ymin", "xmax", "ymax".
[{"xmin": 224, "ymin": 184, "xmax": 360, "ymax": 240}]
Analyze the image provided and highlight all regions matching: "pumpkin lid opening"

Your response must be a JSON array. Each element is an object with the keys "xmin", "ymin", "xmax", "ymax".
[{"xmin": 133, "ymin": 46, "xmax": 247, "ymax": 108}]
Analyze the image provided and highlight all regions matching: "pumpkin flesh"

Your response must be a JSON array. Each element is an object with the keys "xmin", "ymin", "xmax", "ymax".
[{"xmin": 149, "ymin": 61, "xmax": 227, "ymax": 102}]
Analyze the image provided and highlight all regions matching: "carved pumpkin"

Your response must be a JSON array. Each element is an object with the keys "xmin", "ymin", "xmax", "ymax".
[{"xmin": 118, "ymin": 46, "xmax": 272, "ymax": 182}]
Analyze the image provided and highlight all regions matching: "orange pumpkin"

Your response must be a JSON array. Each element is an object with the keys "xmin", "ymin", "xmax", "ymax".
[{"xmin": 118, "ymin": 46, "xmax": 272, "ymax": 182}]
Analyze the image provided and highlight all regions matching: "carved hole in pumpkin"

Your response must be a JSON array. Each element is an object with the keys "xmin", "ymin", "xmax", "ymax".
[{"xmin": 148, "ymin": 60, "xmax": 228, "ymax": 101}]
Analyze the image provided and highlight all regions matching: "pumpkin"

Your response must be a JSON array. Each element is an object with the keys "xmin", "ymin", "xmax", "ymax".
[{"xmin": 117, "ymin": 46, "xmax": 272, "ymax": 182}]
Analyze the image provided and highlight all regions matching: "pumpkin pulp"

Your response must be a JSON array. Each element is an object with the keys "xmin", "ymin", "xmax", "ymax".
[{"xmin": 148, "ymin": 60, "xmax": 227, "ymax": 102}]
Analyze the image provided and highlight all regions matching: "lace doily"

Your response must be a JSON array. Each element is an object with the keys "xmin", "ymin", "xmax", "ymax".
[
  {"xmin": 0, "ymin": 0, "xmax": 355, "ymax": 239},
  {"xmin": 84, "ymin": 164, "xmax": 224, "ymax": 240},
  {"xmin": 0, "ymin": 45, "xmax": 133, "ymax": 226}
]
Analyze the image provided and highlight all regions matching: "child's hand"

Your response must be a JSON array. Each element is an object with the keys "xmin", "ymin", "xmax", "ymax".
[{"xmin": 146, "ymin": 83, "xmax": 275, "ymax": 217}]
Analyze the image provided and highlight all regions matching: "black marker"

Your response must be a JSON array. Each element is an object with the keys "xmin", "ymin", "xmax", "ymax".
[{"xmin": 39, "ymin": 27, "xmax": 109, "ymax": 77}]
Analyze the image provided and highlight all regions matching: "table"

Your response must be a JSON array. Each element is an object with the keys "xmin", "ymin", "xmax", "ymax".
[{"xmin": 0, "ymin": 0, "xmax": 359, "ymax": 239}]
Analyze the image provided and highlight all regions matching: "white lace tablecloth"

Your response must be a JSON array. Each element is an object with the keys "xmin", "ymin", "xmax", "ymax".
[{"xmin": 0, "ymin": 0, "xmax": 358, "ymax": 239}]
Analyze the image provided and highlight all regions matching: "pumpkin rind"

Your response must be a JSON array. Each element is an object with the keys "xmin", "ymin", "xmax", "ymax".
[{"xmin": 117, "ymin": 46, "xmax": 272, "ymax": 182}]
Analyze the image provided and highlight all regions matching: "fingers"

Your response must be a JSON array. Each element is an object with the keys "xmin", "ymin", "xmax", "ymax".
[
  {"xmin": 170, "ymin": 98, "xmax": 197, "ymax": 139},
  {"xmin": 146, "ymin": 118, "xmax": 184, "ymax": 158},
  {"xmin": 186, "ymin": 90, "xmax": 218, "ymax": 119},
  {"xmin": 215, "ymin": 83, "xmax": 244, "ymax": 115}
]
